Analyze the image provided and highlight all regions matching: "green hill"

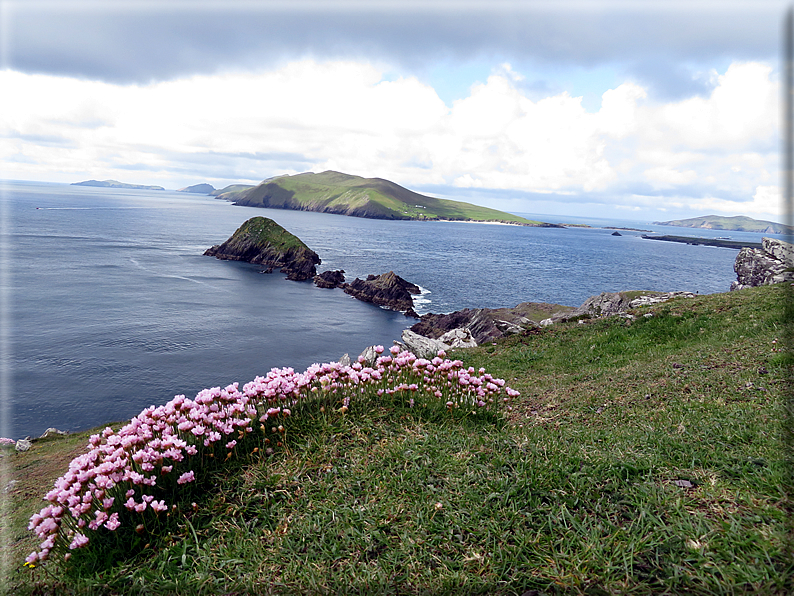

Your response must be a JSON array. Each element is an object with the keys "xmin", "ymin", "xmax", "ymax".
[
  {"xmin": 655, "ymin": 214, "xmax": 793, "ymax": 234},
  {"xmin": 221, "ymin": 171, "xmax": 553, "ymax": 225}
]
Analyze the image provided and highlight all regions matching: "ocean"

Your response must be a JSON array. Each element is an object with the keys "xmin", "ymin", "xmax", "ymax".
[{"xmin": 4, "ymin": 181, "xmax": 778, "ymax": 439}]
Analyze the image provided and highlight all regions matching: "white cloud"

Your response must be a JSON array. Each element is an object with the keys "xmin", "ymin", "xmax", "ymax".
[
  {"xmin": 0, "ymin": 59, "xmax": 781, "ymax": 221},
  {"xmin": 650, "ymin": 62, "xmax": 777, "ymax": 150},
  {"xmin": 693, "ymin": 185, "xmax": 783, "ymax": 219}
]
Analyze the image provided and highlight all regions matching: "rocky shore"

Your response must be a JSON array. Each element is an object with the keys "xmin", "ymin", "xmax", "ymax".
[{"xmin": 393, "ymin": 291, "xmax": 697, "ymax": 358}]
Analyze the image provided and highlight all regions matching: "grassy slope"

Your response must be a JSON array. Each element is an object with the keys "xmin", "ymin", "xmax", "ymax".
[
  {"xmin": 233, "ymin": 171, "xmax": 545, "ymax": 224},
  {"xmin": 4, "ymin": 284, "xmax": 792, "ymax": 595},
  {"xmin": 231, "ymin": 217, "xmax": 309, "ymax": 252},
  {"xmin": 655, "ymin": 215, "xmax": 793, "ymax": 234}
]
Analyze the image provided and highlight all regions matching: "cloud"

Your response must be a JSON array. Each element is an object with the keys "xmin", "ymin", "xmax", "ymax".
[
  {"xmin": 0, "ymin": 57, "xmax": 780, "ymax": 220},
  {"xmin": 6, "ymin": 1, "xmax": 781, "ymax": 87},
  {"xmin": 692, "ymin": 185, "xmax": 783, "ymax": 217}
]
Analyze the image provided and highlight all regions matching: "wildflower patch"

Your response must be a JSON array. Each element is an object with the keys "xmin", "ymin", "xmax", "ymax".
[{"xmin": 26, "ymin": 347, "xmax": 517, "ymax": 568}]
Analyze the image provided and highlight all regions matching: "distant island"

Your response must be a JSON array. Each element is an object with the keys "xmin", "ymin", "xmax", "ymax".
[
  {"xmin": 214, "ymin": 170, "xmax": 560, "ymax": 226},
  {"xmin": 177, "ymin": 183, "xmax": 215, "ymax": 193},
  {"xmin": 655, "ymin": 215, "xmax": 793, "ymax": 235},
  {"xmin": 71, "ymin": 180, "xmax": 165, "ymax": 190}
]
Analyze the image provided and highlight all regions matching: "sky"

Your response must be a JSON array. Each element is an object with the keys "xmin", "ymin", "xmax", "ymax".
[{"xmin": 0, "ymin": 0, "xmax": 788, "ymax": 222}]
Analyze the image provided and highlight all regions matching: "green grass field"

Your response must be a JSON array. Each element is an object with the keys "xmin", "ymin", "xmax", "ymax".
[{"xmin": 3, "ymin": 284, "xmax": 791, "ymax": 595}]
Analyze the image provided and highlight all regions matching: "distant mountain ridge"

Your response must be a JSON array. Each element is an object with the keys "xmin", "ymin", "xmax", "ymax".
[
  {"xmin": 655, "ymin": 215, "xmax": 793, "ymax": 234},
  {"xmin": 71, "ymin": 180, "xmax": 165, "ymax": 190},
  {"xmin": 216, "ymin": 171, "xmax": 556, "ymax": 225}
]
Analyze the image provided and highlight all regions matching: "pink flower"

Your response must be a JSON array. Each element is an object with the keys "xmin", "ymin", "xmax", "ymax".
[
  {"xmin": 105, "ymin": 513, "xmax": 121, "ymax": 531},
  {"xmin": 151, "ymin": 499, "xmax": 168, "ymax": 513},
  {"xmin": 177, "ymin": 470, "xmax": 195, "ymax": 485},
  {"xmin": 69, "ymin": 533, "xmax": 89, "ymax": 549}
]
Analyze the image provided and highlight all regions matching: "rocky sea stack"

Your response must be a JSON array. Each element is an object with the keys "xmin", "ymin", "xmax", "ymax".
[
  {"xmin": 314, "ymin": 270, "xmax": 346, "ymax": 289},
  {"xmin": 343, "ymin": 271, "xmax": 420, "ymax": 315},
  {"xmin": 204, "ymin": 217, "xmax": 321, "ymax": 281}
]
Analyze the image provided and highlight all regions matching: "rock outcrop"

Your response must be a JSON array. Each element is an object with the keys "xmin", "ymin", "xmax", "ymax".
[
  {"xmin": 204, "ymin": 216, "xmax": 321, "ymax": 281},
  {"xmin": 394, "ymin": 328, "xmax": 478, "ymax": 359},
  {"xmin": 409, "ymin": 291, "xmax": 697, "ymax": 350},
  {"xmin": 540, "ymin": 291, "xmax": 696, "ymax": 325},
  {"xmin": 411, "ymin": 302, "xmax": 572, "ymax": 345},
  {"xmin": 343, "ymin": 271, "xmax": 420, "ymax": 314},
  {"xmin": 730, "ymin": 237, "xmax": 794, "ymax": 291},
  {"xmin": 314, "ymin": 270, "xmax": 346, "ymax": 289}
]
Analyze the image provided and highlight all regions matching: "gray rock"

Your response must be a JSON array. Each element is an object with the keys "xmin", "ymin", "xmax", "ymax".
[
  {"xmin": 399, "ymin": 329, "xmax": 449, "ymax": 359},
  {"xmin": 15, "ymin": 439, "xmax": 32, "ymax": 452},
  {"xmin": 628, "ymin": 292, "xmax": 696, "ymax": 308},
  {"xmin": 731, "ymin": 237, "xmax": 794, "ymax": 290},
  {"xmin": 338, "ymin": 354, "xmax": 352, "ymax": 367},
  {"xmin": 40, "ymin": 428, "xmax": 68, "ymax": 439},
  {"xmin": 550, "ymin": 290, "xmax": 695, "ymax": 324},
  {"xmin": 357, "ymin": 345, "xmax": 380, "ymax": 366},
  {"xmin": 438, "ymin": 327, "xmax": 478, "ymax": 349}
]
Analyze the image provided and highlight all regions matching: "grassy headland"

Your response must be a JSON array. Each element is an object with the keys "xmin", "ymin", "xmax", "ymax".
[
  {"xmin": 221, "ymin": 171, "xmax": 552, "ymax": 225},
  {"xmin": 3, "ymin": 284, "xmax": 791, "ymax": 595}
]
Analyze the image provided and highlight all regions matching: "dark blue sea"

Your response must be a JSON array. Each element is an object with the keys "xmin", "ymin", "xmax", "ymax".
[{"xmin": 4, "ymin": 181, "xmax": 782, "ymax": 439}]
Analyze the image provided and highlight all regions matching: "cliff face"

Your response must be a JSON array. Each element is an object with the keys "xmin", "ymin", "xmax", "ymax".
[
  {"xmin": 204, "ymin": 217, "xmax": 321, "ymax": 281},
  {"xmin": 731, "ymin": 237, "xmax": 794, "ymax": 291}
]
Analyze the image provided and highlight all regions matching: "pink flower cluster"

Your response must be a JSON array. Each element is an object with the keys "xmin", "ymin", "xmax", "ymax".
[{"xmin": 26, "ymin": 347, "xmax": 517, "ymax": 566}]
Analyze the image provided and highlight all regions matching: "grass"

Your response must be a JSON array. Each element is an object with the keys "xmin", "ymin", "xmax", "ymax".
[
  {"xmin": 3, "ymin": 283, "xmax": 792, "ymax": 595},
  {"xmin": 233, "ymin": 217, "xmax": 311, "ymax": 252}
]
